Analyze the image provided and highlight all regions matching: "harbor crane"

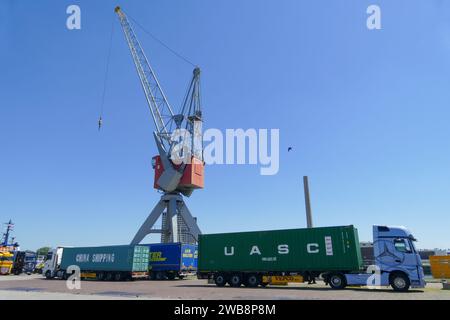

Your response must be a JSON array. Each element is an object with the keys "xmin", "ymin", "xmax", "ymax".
[{"xmin": 115, "ymin": 7, "xmax": 204, "ymax": 244}]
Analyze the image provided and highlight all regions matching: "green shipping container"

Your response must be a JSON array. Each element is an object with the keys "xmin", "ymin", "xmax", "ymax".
[
  {"xmin": 60, "ymin": 245, "xmax": 149, "ymax": 272},
  {"xmin": 198, "ymin": 226, "xmax": 363, "ymax": 273}
]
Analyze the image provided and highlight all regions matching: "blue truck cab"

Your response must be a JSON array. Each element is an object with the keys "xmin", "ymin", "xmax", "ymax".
[
  {"xmin": 343, "ymin": 225, "xmax": 425, "ymax": 291},
  {"xmin": 143, "ymin": 243, "xmax": 198, "ymax": 280},
  {"xmin": 23, "ymin": 252, "xmax": 37, "ymax": 274}
]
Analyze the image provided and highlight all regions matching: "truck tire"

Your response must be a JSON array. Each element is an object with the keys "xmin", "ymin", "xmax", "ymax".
[
  {"xmin": 214, "ymin": 273, "xmax": 227, "ymax": 287},
  {"xmin": 390, "ymin": 273, "xmax": 410, "ymax": 292},
  {"xmin": 245, "ymin": 274, "xmax": 260, "ymax": 287},
  {"xmin": 105, "ymin": 272, "xmax": 113, "ymax": 281},
  {"xmin": 156, "ymin": 271, "xmax": 166, "ymax": 280},
  {"xmin": 45, "ymin": 271, "xmax": 53, "ymax": 279},
  {"xmin": 229, "ymin": 274, "xmax": 242, "ymax": 287},
  {"xmin": 167, "ymin": 273, "xmax": 176, "ymax": 280},
  {"xmin": 114, "ymin": 273, "xmax": 122, "ymax": 281},
  {"xmin": 329, "ymin": 273, "xmax": 347, "ymax": 290}
]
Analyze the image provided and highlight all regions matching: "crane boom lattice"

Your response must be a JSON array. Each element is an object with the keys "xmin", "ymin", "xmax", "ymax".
[{"xmin": 116, "ymin": 7, "xmax": 175, "ymax": 151}]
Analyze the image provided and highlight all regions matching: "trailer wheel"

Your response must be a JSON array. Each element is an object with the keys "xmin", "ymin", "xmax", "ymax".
[
  {"xmin": 390, "ymin": 273, "xmax": 410, "ymax": 292},
  {"xmin": 329, "ymin": 273, "xmax": 347, "ymax": 290},
  {"xmin": 114, "ymin": 273, "xmax": 122, "ymax": 281},
  {"xmin": 167, "ymin": 273, "xmax": 176, "ymax": 280},
  {"xmin": 245, "ymin": 274, "xmax": 260, "ymax": 287},
  {"xmin": 105, "ymin": 272, "xmax": 113, "ymax": 281},
  {"xmin": 229, "ymin": 274, "xmax": 243, "ymax": 287},
  {"xmin": 96, "ymin": 272, "xmax": 105, "ymax": 281},
  {"xmin": 214, "ymin": 273, "xmax": 227, "ymax": 287},
  {"xmin": 156, "ymin": 271, "xmax": 166, "ymax": 280}
]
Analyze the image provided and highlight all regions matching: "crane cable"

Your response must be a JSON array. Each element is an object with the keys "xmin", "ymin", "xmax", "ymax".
[
  {"xmin": 124, "ymin": 9, "xmax": 197, "ymax": 68},
  {"xmin": 98, "ymin": 10, "xmax": 197, "ymax": 131},
  {"xmin": 124, "ymin": 11, "xmax": 201, "ymax": 132},
  {"xmin": 98, "ymin": 17, "xmax": 115, "ymax": 131}
]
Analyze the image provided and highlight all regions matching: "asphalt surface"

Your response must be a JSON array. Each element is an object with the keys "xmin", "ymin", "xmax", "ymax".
[{"xmin": 0, "ymin": 274, "xmax": 449, "ymax": 300}]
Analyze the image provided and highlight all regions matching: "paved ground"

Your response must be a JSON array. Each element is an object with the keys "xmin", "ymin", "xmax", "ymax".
[
  {"xmin": 0, "ymin": 290, "xmax": 146, "ymax": 300},
  {"xmin": 0, "ymin": 274, "xmax": 448, "ymax": 300}
]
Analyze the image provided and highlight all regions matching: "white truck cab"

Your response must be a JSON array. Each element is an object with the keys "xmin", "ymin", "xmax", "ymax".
[
  {"xmin": 342, "ymin": 225, "xmax": 425, "ymax": 291},
  {"xmin": 42, "ymin": 247, "xmax": 65, "ymax": 279}
]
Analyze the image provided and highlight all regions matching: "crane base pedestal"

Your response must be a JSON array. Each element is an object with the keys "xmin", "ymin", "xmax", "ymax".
[{"xmin": 130, "ymin": 193, "xmax": 201, "ymax": 245}]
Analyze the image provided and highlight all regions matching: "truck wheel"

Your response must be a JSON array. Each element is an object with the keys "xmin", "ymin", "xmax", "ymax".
[
  {"xmin": 214, "ymin": 273, "xmax": 227, "ymax": 287},
  {"xmin": 390, "ymin": 273, "xmax": 410, "ymax": 292},
  {"xmin": 167, "ymin": 273, "xmax": 176, "ymax": 280},
  {"xmin": 229, "ymin": 274, "xmax": 242, "ymax": 287},
  {"xmin": 245, "ymin": 274, "xmax": 260, "ymax": 287},
  {"xmin": 156, "ymin": 271, "xmax": 166, "ymax": 280},
  {"xmin": 114, "ymin": 273, "xmax": 122, "ymax": 281},
  {"xmin": 45, "ymin": 271, "xmax": 53, "ymax": 279},
  {"xmin": 105, "ymin": 272, "xmax": 113, "ymax": 281},
  {"xmin": 329, "ymin": 273, "xmax": 347, "ymax": 289},
  {"xmin": 178, "ymin": 275, "xmax": 185, "ymax": 280}
]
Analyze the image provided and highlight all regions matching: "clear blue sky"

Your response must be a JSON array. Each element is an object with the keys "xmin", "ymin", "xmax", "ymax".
[{"xmin": 1, "ymin": 0, "xmax": 449, "ymax": 250}]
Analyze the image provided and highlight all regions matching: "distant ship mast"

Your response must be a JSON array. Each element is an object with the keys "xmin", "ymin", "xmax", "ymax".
[{"xmin": 1, "ymin": 220, "xmax": 15, "ymax": 246}]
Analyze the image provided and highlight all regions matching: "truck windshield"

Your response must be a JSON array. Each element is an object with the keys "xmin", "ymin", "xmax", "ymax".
[
  {"xmin": 46, "ymin": 252, "xmax": 53, "ymax": 261},
  {"xmin": 394, "ymin": 238, "xmax": 413, "ymax": 253}
]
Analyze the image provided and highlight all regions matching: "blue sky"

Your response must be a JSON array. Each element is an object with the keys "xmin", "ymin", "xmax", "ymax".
[{"xmin": 1, "ymin": 0, "xmax": 449, "ymax": 250}]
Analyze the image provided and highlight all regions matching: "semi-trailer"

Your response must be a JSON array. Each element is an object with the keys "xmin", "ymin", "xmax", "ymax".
[
  {"xmin": 143, "ymin": 243, "xmax": 198, "ymax": 280},
  {"xmin": 197, "ymin": 225, "xmax": 425, "ymax": 292},
  {"xmin": 43, "ymin": 245, "xmax": 149, "ymax": 281}
]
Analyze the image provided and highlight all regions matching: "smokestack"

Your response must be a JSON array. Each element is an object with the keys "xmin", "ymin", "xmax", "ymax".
[{"xmin": 303, "ymin": 176, "xmax": 313, "ymax": 228}]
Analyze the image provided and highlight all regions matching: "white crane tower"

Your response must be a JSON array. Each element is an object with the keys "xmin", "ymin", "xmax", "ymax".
[{"xmin": 115, "ymin": 7, "xmax": 204, "ymax": 245}]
